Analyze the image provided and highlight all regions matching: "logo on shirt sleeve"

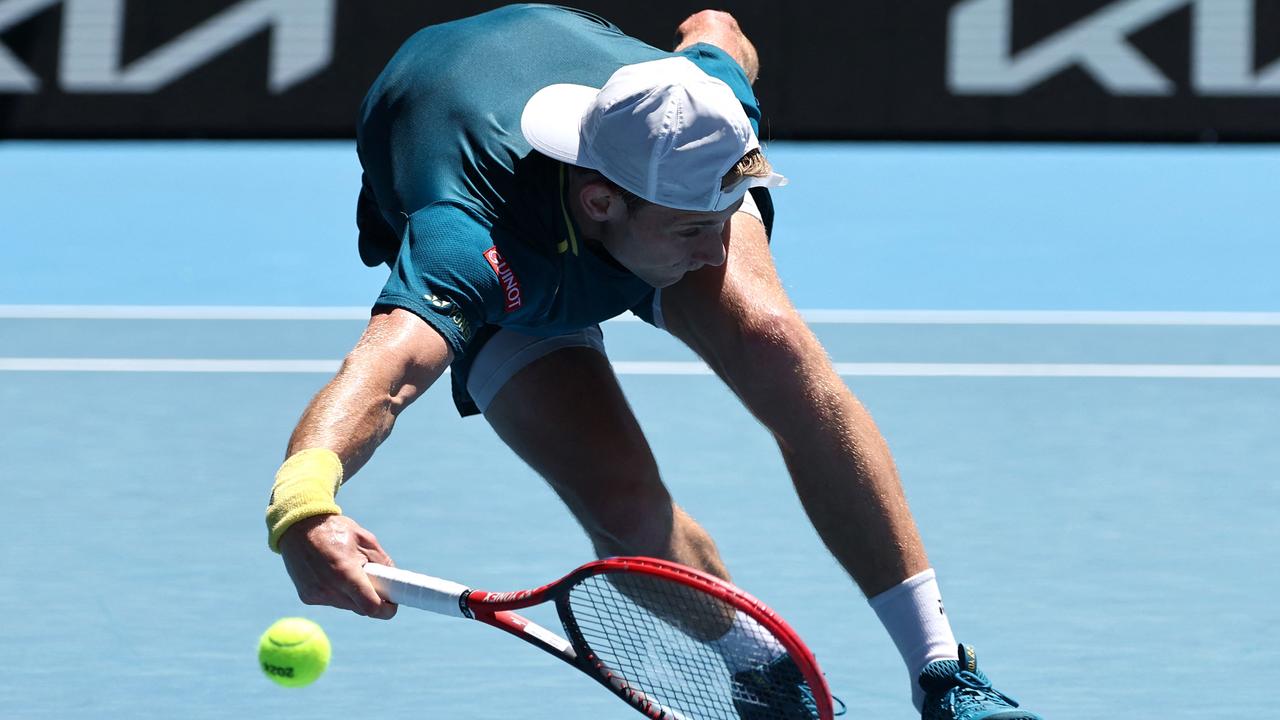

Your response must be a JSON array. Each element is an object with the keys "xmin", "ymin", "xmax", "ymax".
[
  {"xmin": 423, "ymin": 293, "xmax": 454, "ymax": 310},
  {"xmin": 483, "ymin": 246, "xmax": 523, "ymax": 313}
]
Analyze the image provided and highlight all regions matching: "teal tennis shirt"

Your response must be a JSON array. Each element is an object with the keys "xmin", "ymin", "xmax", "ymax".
[{"xmin": 354, "ymin": 4, "xmax": 763, "ymax": 413}]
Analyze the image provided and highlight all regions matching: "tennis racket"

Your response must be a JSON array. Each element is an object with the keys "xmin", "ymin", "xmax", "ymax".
[{"xmin": 365, "ymin": 556, "xmax": 835, "ymax": 720}]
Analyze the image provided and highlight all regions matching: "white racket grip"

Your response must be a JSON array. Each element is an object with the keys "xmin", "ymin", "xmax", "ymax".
[{"xmin": 364, "ymin": 563, "xmax": 471, "ymax": 619}]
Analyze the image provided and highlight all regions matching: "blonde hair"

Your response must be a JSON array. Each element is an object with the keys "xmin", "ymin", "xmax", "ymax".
[{"xmin": 721, "ymin": 148, "xmax": 772, "ymax": 190}]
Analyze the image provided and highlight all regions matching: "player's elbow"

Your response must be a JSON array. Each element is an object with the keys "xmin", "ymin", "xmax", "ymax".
[
  {"xmin": 723, "ymin": 309, "xmax": 845, "ymax": 434},
  {"xmin": 678, "ymin": 10, "xmax": 745, "ymax": 39},
  {"xmin": 347, "ymin": 308, "xmax": 454, "ymax": 411},
  {"xmin": 675, "ymin": 10, "xmax": 759, "ymax": 81},
  {"xmin": 735, "ymin": 307, "xmax": 814, "ymax": 371}
]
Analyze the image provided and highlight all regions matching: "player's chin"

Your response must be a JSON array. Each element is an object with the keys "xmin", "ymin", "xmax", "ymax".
[
  {"xmin": 657, "ymin": 264, "xmax": 708, "ymax": 288},
  {"xmin": 643, "ymin": 272, "xmax": 686, "ymax": 289}
]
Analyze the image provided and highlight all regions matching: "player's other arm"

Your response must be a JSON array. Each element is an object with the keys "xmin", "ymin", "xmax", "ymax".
[
  {"xmin": 271, "ymin": 308, "xmax": 453, "ymax": 619},
  {"xmin": 674, "ymin": 10, "xmax": 759, "ymax": 84}
]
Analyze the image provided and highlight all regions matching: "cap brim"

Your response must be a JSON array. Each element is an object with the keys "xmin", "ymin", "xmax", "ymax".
[
  {"xmin": 712, "ymin": 170, "xmax": 788, "ymax": 211},
  {"xmin": 747, "ymin": 171, "xmax": 789, "ymax": 191},
  {"xmin": 521, "ymin": 84, "xmax": 601, "ymax": 166}
]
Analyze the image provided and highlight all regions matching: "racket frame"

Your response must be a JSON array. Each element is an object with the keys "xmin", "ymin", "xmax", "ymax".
[{"xmin": 368, "ymin": 556, "xmax": 834, "ymax": 719}]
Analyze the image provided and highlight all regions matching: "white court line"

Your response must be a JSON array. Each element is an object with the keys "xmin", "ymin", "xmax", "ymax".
[
  {"xmin": 0, "ymin": 305, "xmax": 371, "ymax": 320},
  {"xmin": 2, "ymin": 358, "xmax": 1279, "ymax": 378},
  {"xmin": 832, "ymin": 363, "xmax": 1280, "ymax": 378},
  {"xmin": 2, "ymin": 305, "xmax": 1280, "ymax": 326},
  {"xmin": 623, "ymin": 362, "xmax": 1280, "ymax": 378},
  {"xmin": 0, "ymin": 358, "xmax": 343, "ymax": 373},
  {"xmin": 799, "ymin": 310, "xmax": 1280, "ymax": 326}
]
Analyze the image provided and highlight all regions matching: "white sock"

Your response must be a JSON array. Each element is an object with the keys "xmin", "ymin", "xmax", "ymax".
[
  {"xmin": 868, "ymin": 568, "xmax": 957, "ymax": 712},
  {"xmin": 710, "ymin": 610, "xmax": 787, "ymax": 673}
]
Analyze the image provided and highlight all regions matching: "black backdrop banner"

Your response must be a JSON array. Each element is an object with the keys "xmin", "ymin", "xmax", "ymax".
[{"xmin": 2, "ymin": 0, "xmax": 1278, "ymax": 140}]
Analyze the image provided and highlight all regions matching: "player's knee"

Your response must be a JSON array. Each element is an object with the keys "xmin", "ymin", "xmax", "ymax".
[
  {"xmin": 591, "ymin": 519, "xmax": 675, "ymax": 559},
  {"xmin": 582, "ymin": 483, "xmax": 676, "ymax": 558}
]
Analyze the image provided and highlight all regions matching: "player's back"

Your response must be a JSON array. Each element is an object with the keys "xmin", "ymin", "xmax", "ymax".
[{"xmin": 357, "ymin": 4, "xmax": 667, "ymax": 227}]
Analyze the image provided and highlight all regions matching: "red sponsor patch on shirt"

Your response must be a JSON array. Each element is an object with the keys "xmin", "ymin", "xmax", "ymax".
[{"xmin": 483, "ymin": 246, "xmax": 523, "ymax": 312}]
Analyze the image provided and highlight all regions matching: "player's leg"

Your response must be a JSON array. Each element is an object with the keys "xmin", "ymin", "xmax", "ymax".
[
  {"xmin": 471, "ymin": 328, "xmax": 729, "ymax": 582},
  {"xmin": 474, "ymin": 328, "xmax": 812, "ymax": 686}
]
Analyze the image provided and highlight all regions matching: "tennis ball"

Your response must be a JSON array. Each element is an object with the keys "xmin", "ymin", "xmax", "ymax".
[{"xmin": 258, "ymin": 617, "xmax": 330, "ymax": 687}]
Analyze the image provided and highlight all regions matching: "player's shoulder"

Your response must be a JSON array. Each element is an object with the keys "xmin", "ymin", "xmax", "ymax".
[
  {"xmin": 401, "ymin": 201, "xmax": 558, "ymax": 322},
  {"xmin": 404, "ymin": 201, "xmax": 489, "ymax": 241},
  {"xmin": 399, "ymin": 4, "xmax": 628, "ymax": 54},
  {"xmin": 674, "ymin": 43, "xmax": 760, "ymax": 131}
]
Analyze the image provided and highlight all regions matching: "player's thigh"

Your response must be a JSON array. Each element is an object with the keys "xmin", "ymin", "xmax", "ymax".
[{"xmin": 475, "ymin": 328, "xmax": 671, "ymax": 525}]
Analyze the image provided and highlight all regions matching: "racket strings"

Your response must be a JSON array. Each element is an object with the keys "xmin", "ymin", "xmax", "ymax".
[{"xmin": 564, "ymin": 573, "xmax": 815, "ymax": 720}]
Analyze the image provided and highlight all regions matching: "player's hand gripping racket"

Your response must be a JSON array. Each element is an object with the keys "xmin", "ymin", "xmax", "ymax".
[{"xmin": 365, "ymin": 557, "xmax": 835, "ymax": 720}]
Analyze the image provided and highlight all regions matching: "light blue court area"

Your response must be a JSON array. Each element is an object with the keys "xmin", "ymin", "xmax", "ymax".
[
  {"xmin": 2, "ymin": 141, "xmax": 1279, "ymax": 309},
  {"xmin": 1, "ymin": 141, "xmax": 1278, "ymax": 719}
]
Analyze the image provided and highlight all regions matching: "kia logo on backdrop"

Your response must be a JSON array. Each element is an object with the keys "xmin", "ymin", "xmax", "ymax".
[
  {"xmin": 1, "ymin": 0, "xmax": 1276, "ymax": 140},
  {"xmin": 949, "ymin": 0, "xmax": 1280, "ymax": 96},
  {"xmin": 0, "ymin": 0, "xmax": 335, "ymax": 93}
]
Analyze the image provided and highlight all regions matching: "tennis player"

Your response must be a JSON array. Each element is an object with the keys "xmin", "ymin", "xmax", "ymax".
[{"xmin": 265, "ymin": 5, "xmax": 1041, "ymax": 719}]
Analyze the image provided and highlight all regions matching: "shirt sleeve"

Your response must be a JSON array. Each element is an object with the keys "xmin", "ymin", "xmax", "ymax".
[
  {"xmin": 677, "ymin": 42, "xmax": 762, "ymax": 136},
  {"xmin": 373, "ymin": 202, "xmax": 502, "ymax": 358}
]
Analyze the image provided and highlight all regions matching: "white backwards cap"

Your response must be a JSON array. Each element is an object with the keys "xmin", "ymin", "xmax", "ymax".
[{"xmin": 521, "ymin": 56, "xmax": 786, "ymax": 213}]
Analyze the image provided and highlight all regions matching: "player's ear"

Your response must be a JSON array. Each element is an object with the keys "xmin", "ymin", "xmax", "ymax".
[{"xmin": 578, "ymin": 180, "xmax": 624, "ymax": 222}]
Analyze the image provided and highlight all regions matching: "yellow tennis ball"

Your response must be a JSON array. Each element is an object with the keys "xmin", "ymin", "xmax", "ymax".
[{"xmin": 258, "ymin": 617, "xmax": 330, "ymax": 687}]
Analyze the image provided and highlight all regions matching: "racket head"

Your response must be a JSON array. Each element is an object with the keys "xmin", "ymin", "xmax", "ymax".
[{"xmin": 550, "ymin": 557, "xmax": 835, "ymax": 720}]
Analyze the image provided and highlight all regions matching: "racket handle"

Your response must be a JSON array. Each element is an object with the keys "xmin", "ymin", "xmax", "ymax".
[{"xmin": 364, "ymin": 563, "xmax": 471, "ymax": 618}]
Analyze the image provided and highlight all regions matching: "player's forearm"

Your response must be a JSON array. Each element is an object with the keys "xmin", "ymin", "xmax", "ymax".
[
  {"xmin": 286, "ymin": 354, "xmax": 411, "ymax": 478},
  {"xmin": 777, "ymin": 382, "xmax": 929, "ymax": 596},
  {"xmin": 285, "ymin": 309, "xmax": 452, "ymax": 480}
]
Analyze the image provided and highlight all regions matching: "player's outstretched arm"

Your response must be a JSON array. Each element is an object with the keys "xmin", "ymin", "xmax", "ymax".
[
  {"xmin": 662, "ymin": 217, "xmax": 929, "ymax": 599},
  {"xmin": 270, "ymin": 308, "xmax": 453, "ymax": 619}
]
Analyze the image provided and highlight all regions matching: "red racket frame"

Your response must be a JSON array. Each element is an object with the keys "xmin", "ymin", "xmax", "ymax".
[{"xmin": 459, "ymin": 556, "xmax": 835, "ymax": 720}]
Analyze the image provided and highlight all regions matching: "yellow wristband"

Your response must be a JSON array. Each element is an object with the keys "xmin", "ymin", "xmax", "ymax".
[{"xmin": 266, "ymin": 448, "xmax": 344, "ymax": 553}]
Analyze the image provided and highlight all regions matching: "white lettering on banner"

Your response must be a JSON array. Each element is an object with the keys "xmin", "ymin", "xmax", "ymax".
[
  {"xmin": 0, "ymin": 0, "xmax": 58, "ymax": 91},
  {"xmin": 1192, "ymin": 0, "xmax": 1280, "ymax": 94},
  {"xmin": 0, "ymin": 0, "xmax": 334, "ymax": 94},
  {"xmin": 949, "ymin": 0, "xmax": 1280, "ymax": 96}
]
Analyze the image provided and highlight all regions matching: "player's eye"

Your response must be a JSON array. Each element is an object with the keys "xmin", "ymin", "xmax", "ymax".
[{"xmin": 677, "ymin": 227, "xmax": 703, "ymax": 238}]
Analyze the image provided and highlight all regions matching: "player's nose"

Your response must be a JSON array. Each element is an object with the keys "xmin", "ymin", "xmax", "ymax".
[{"xmin": 693, "ymin": 234, "xmax": 727, "ymax": 267}]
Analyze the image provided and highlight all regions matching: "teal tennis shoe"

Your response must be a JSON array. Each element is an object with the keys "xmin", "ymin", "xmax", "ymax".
[
  {"xmin": 732, "ymin": 654, "xmax": 846, "ymax": 720},
  {"xmin": 919, "ymin": 645, "xmax": 1041, "ymax": 720}
]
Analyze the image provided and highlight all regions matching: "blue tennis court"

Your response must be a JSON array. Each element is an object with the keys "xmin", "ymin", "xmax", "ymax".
[{"xmin": 2, "ymin": 141, "xmax": 1277, "ymax": 718}]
